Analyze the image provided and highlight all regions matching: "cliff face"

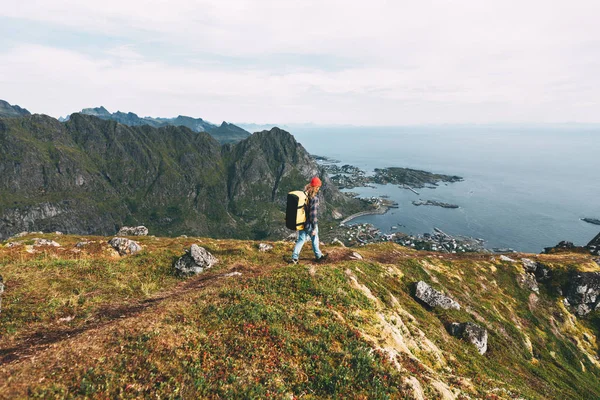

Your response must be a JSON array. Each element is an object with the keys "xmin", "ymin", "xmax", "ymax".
[{"xmin": 0, "ymin": 115, "xmax": 360, "ymax": 240}]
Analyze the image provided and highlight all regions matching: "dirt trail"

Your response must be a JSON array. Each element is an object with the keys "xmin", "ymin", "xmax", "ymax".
[{"xmin": 0, "ymin": 270, "xmax": 239, "ymax": 366}]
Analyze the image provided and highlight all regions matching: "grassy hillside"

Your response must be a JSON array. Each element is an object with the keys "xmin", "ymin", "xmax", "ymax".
[{"xmin": 1, "ymin": 234, "xmax": 600, "ymax": 399}]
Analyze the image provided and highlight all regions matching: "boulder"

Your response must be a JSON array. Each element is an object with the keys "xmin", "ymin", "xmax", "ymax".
[
  {"xmin": 499, "ymin": 255, "xmax": 516, "ymax": 262},
  {"xmin": 117, "ymin": 226, "xmax": 149, "ymax": 236},
  {"xmin": 521, "ymin": 258, "xmax": 538, "ymax": 273},
  {"xmin": 566, "ymin": 272, "xmax": 600, "ymax": 316},
  {"xmin": 174, "ymin": 244, "xmax": 218, "ymax": 276},
  {"xmin": 349, "ymin": 252, "xmax": 363, "ymax": 260},
  {"xmin": 414, "ymin": 281, "xmax": 460, "ymax": 310},
  {"xmin": 449, "ymin": 322, "xmax": 488, "ymax": 354},
  {"xmin": 534, "ymin": 263, "xmax": 552, "ymax": 282},
  {"xmin": 108, "ymin": 237, "xmax": 142, "ymax": 256},
  {"xmin": 516, "ymin": 273, "xmax": 539, "ymax": 293},
  {"xmin": 33, "ymin": 238, "xmax": 60, "ymax": 247},
  {"xmin": 258, "ymin": 243, "xmax": 273, "ymax": 252}
]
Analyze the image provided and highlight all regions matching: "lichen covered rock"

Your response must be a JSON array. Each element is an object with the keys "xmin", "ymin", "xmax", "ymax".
[
  {"xmin": 258, "ymin": 243, "xmax": 273, "ymax": 252},
  {"xmin": 449, "ymin": 322, "xmax": 488, "ymax": 354},
  {"xmin": 414, "ymin": 281, "xmax": 460, "ymax": 310},
  {"xmin": 117, "ymin": 226, "xmax": 149, "ymax": 236},
  {"xmin": 174, "ymin": 244, "xmax": 218, "ymax": 276},
  {"xmin": 108, "ymin": 237, "xmax": 142, "ymax": 256},
  {"xmin": 566, "ymin": 272, "xmax": 600, "ymax": 316}
]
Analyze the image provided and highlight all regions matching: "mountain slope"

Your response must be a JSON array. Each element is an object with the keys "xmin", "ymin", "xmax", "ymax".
[
  {"xmin": 1, "ymin": 234, "xmax": 600, "ymax": 398},
  {"xmin": 0, "ymin": 100, "xmax": 31, "ymax": 118},
  {"xmin": 0, "ymin": 115, "xmax": 362, "ymax": 240}
]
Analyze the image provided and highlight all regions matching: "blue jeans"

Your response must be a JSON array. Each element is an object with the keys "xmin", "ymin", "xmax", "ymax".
[{"xmin": 292, "ymin": 225, "xmax": 323, "ymax": 261}]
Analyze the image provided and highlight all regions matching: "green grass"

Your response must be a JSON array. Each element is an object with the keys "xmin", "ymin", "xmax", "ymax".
[{"xmin": 1, "ymin": 236, "xmax": 600, "ymax": 398}]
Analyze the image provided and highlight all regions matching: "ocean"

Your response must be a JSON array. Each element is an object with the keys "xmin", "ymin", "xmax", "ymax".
[{"xmin": 288, "ymin": 125, "xmax": 600, "ymax": 253}]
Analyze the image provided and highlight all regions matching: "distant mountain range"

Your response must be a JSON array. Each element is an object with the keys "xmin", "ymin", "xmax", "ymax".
[
  {"xmin": 64, "ymin": 106, "xmax": 251, "ymax": 145},
  {"xmin": 1, "ymin": 100, "xmax": 249, "ymax": 144}
]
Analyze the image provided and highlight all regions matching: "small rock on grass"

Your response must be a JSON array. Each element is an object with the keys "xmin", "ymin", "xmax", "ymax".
[
  {"xmin": 174, "ymin": 244, "xmax": 218, "ymax": 276},
  {"xmin": 108, "ymin": 237, "xmax": 142, "ymax": 256},
  {"xmin": 258, "ymin": 243, "xmax": 273, "ymax": 252},
  {"xmin": 449, "ymin": 322, "xmax": 488, "ymax": 355},
  {"xmin": 414, "ymin": 281, "xmax": 460, "ymax": 310}
]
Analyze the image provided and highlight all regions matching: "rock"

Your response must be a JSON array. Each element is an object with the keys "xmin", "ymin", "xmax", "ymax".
[
  {"xmin": 55, "ymin": 231, "xmax": 63, "ymax": 235},
  {"xmin": 331, "ymin": 210, "xmax": 343, "ymax": 220},
  {"xmin": 33, "ymin": 238, "xmax": 60, "ymax": 247},
  {"xmin": 331, "ymin": 238, "xmax": 346, "ymax": 247},
  {"xmin": 521, "ymin": 258, "xmax": 538, "ymax": 272},
  {"xmin": 75, "ymin": 241, "xmax": 90, "ymax": 248},
  {"xmin": 108, "ymin": 237, "xmax": 142, "ymax": 256},
  {"xmin": 566, "ymin": 272, "xmax": 600, "ymax": 316},
  {"xmin": 534, "ymin": 263, "xmax": 552, "ymax": 282},
  {"xmin": 499, "ymin": 255, "xmax": 516, "ymax": 262},
  {"xmin": 117, "ymin": 226, "xmax": 149, "ymax": 236},
  {"xmin": 258, "ymin": 243, "xmax": 273, "ymax": 252},
  {"xmin": 349, "ymin": 252, "xmax": 363, "ymax": 260},
  {"xmin": 174, "ymin": 244, "xmax": 218, "ymax": 276},
  {"xmin": 6, "ymin": 241, "xmax": 22, "ymax": 248},
  {"xmin": 587, "ymin": 233, "xmax": 600, "ymax": 247},
  {"xmin": 224, "ymin": 271, "xmax": 242, "ymax": 277},
  {"xmin": 516, "ymin": 273, "xmax": 539, "ymax": 293},
  {"xmin": 449, "ymin": 322, "xmax": 488, "ymax": 354},
  {"xmin": 414, "ymin": 281, "xmax": 460, "ymax": 310}
]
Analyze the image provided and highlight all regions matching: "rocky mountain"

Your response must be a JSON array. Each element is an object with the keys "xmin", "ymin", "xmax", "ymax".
[
  {"xmin": 0, "ymin": 114, "xmax": 364, "ymax": 240},
  {"xmin": 77, "ymin": 107, "xmax": 250, "ymax": 144},
  {"xmin": 0, "ymin": 100, "xmax": 31, "ymax": 118},
  {"xmin": 2, "ymin": 234, "xmax": 600, "ymax": 398}
]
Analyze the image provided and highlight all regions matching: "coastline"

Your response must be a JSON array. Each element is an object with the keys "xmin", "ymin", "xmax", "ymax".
[{"xmin": 340, "ymin": 204, "xmax": 390, "ymax": 225}]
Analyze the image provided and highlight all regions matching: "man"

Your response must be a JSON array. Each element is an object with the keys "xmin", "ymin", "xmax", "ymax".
[{"xmin": 288, "ymin": 176, "xmax": 328, "ymax": 264}]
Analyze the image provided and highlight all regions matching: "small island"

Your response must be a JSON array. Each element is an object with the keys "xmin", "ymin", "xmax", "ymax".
[
  {"xmin": 412, "ymin": 199, "xmax": 459, "ymax": 209},
  {"xmin": 582, "ymin": 218, "xmax": 600, "ymax": 226},
  {"xmin": 318, "ymin": 161, "xmax": 463, "ymax": 190}
]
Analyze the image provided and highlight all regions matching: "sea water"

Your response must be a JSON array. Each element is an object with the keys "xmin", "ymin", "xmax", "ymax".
[{"xmin": 289, "ymin": 125, "xmax": 600, "ymax": 253}]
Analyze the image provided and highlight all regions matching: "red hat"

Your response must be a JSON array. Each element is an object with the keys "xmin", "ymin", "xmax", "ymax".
[{"xmin": 310, "ymin": 177, "xmax": 322, "ymax": 187}]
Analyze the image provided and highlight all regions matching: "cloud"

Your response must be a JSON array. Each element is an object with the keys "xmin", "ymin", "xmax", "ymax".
[{"xmin": 1, "ymin": 1, "xmax": 599, "ymax": 124}]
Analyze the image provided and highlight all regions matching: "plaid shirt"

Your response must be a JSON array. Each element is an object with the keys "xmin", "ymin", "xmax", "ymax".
[{"xmin": 305, "ymin": 195, "xmax": 319, "ymax": 228}]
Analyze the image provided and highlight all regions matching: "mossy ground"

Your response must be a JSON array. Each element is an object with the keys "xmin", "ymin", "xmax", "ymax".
[{"xmin": 1, "ymin": 234, "xmax": 600, "ymax": 399}]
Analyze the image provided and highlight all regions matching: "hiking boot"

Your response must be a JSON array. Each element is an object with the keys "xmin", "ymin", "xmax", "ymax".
[
  {"xmin": 283, "ymin": 256, "xmax": 298, "ymax": 265},
  {"xmin": 316, "ymin": 253, "xmax": 329, "ymax": 263}
]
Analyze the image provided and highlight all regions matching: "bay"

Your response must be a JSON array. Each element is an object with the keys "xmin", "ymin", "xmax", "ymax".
[{"xmin": 289, "ymin": 125, "xmax": 600, "ymax": 253}]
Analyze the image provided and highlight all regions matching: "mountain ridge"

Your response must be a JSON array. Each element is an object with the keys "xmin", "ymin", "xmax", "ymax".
[{"xmin": 0, "ymin": 112, "xmax": 365, "ymax": 240}]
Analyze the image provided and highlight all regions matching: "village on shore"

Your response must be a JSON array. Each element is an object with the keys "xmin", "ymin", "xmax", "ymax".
[{"xmin": 317, "ymin": 156, "xmax": 510, "ymax": 254}]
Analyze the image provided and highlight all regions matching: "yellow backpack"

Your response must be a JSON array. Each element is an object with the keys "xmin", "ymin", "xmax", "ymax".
[{"xmin": 285, "ymin": 191, "xmax": 308, "ymax": 230}]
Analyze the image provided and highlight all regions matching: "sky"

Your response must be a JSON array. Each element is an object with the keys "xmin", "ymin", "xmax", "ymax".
[{"xmin": 1, "ymin": 0, "xmax": 599, "ymax": 125}]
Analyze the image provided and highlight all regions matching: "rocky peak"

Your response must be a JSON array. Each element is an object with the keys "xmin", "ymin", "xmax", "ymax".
[
  {"xmin": 0, "ymin": 100, "xmax": 31, "ymax": 118},
  {"xmin": 81, "ymin": 106, "xmax": 111, "ymax": 117}
]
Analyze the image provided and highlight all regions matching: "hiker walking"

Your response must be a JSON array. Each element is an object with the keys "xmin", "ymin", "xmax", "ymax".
[{"xmin": 289, "ymin": 177, "xmax": 328, "ymax": 264}]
